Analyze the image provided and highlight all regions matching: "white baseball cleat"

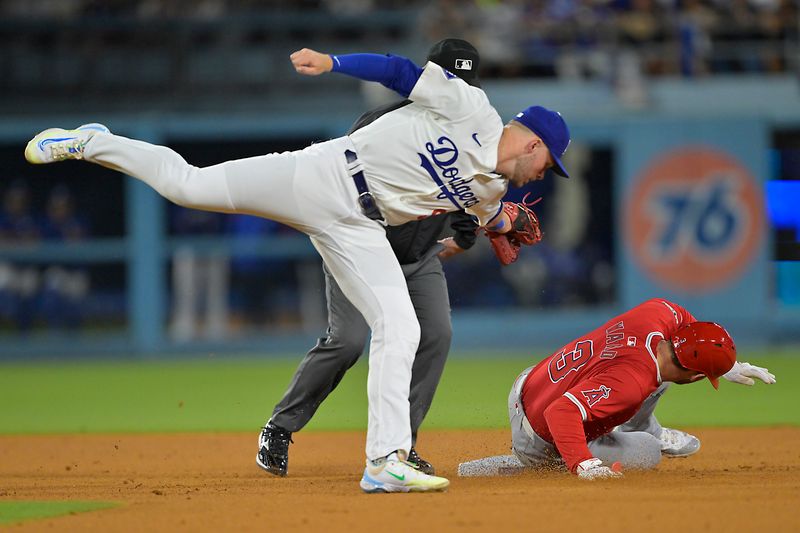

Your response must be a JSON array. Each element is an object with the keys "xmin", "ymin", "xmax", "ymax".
[
  {"xmin": 659, "ymin": 427, "xmax": 701, "ymax": 457},
  {"xmin": 25, "ymin": 123, "xmax": 109, "ymax": 164},
  {"xmin": 360, "ymin": 451, "xmax": 450, "ymax": 493}
]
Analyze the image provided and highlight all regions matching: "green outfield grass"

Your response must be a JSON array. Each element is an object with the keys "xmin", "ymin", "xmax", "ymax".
[
  {"xmin": 1, "ymin": 350, "xmax": 798, "ymax": 434},
  {"xmin": 0, "ymin": 501, "xmax": 118, "ymax": 525}
]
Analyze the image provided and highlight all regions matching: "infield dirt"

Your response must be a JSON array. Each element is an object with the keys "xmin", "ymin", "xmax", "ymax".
[{"xmin": 1, "ymin": 427, "xmax": 798, "ymax": 532}]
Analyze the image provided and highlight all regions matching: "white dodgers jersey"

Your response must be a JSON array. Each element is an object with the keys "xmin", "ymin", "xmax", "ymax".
[{"xmin": 348, "ymin": 61, "xmax": 508, "ymax": 226}]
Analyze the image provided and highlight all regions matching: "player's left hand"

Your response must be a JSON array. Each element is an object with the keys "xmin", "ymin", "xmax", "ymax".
[
  {"xmin": 502, "ymin": 198, "xmax": 542, "ymax": 246},
  {"xmin": 575, "ymin": 458, "xmax": 623, "ymax": 480},
  {"xmin": 484, "ymin": 195, "xmax": 542, "ymax": 266},
  {"xmin": 437, "ymin": 237, "xmax": 465, "ymax": 260},
  {"xmin": 722, "ymin": 361, "xmax": 776, "ymax": 386},
  {"xmin": 290, "ymin": 48, "xmax": 333, "ymax": 76}
]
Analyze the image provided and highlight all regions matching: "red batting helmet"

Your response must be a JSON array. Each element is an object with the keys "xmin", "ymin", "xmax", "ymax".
[{"xmin": 671, "ymin": 322, "xmax": 736, "ymax": 389}]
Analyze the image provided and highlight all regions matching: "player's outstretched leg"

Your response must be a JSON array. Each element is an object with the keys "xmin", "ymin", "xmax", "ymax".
[
  {"xmin": 457, "ymin": 454, "xmax": 528, "ymax": 477},
  {"xmin": 25, "ymin": 124, "xmax": 109, "ymax": 164},
  {"xmin": 359, "ymin": 451, "xmax": 449, "ymax": 493}
]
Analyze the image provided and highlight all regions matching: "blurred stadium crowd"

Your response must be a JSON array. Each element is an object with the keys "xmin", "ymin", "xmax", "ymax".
[
  {"xmin": 422, "ymin": 0, "xmax": 798, "ymax": 78},
  {"xmin": 0, "ymin": 182, "xmax": 90, "ymax": 332},
  {"xmin": 1, "ymin": 0, "xmax": 796, "ymax": 85}
]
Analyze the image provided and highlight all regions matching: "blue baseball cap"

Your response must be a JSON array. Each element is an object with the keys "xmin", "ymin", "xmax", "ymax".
[{"xmin": 513, "ymin": 106, "xmax": 571, "ymax": 178}]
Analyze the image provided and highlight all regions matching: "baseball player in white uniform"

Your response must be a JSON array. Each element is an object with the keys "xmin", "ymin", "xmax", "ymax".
[{"xmin": 24, "ymin": 47, "xmax": 571, "ymax": 493}]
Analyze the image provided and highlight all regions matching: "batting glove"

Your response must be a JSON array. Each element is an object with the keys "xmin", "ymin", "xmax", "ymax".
[
  {"xmin": 722, "ymin": 361, "xmax": 776, "ymax": 386},
  {"xmin": 575, "ymin": 458, "xmax": 622, "ymax": 480}
]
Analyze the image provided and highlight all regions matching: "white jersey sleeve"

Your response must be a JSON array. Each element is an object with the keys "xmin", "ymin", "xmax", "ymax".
[{"xmin": 408, "ymin": 61, "xmax": 490, "ymax": 122}]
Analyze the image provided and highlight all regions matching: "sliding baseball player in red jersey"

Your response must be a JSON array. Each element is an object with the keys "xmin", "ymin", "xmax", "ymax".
[{"xmin": 459, "ymin": 298, "xmax": 776, "ymax": 480}]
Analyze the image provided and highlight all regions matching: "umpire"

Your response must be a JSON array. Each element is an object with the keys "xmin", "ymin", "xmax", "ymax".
[{"xmin": 257, "ymin": 39, "xmax": 481, "ymax": 477}]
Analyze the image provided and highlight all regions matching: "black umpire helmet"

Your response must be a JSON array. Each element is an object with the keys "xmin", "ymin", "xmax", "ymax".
[{"xmin": 427, "ymin": 38, "xmax": 481, "ymax": 88}]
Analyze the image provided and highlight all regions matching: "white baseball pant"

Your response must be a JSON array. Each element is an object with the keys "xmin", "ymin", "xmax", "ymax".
[{"xmin": 84, "ymin": 133, "xmax": 420, "ymax": 461}]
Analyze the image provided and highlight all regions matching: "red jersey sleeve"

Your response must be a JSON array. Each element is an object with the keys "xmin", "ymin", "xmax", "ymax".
[
  {"xmin": 543, "ymin": 396, "xmax": 593, "ymax": 472},
  {"xmin": 543, "ymin": 364, "xmax": 653, "ymax": 473}
]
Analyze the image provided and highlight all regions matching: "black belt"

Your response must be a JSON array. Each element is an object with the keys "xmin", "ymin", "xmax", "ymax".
[{"xmin": 344, "ymin": 149, "xmax": 383, "ymax": 221}]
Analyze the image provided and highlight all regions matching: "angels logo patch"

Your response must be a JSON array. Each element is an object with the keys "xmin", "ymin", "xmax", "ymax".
[{"xmin": 581, "ymin": 385, "xmax": 611, "ymax": 407}]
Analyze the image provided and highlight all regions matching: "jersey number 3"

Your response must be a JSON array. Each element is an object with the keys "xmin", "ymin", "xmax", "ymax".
[{"xmin": 548, "ymin": 340, "xmax": 594, "ymax": 383}]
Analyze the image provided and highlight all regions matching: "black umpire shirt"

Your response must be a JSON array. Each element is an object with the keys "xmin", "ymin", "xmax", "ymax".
[{"xmin": 348, "ymin": 101, "xmax": 479, "ymax": 265}]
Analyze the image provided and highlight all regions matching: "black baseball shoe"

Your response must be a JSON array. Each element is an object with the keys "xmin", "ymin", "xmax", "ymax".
[
  {"xmin": 406, "ymin": 448, "xmax": 435, "ymax": 475},
  {"xmin": 256, "ymin": 423, "xmax": 293, "ymax": 477}
]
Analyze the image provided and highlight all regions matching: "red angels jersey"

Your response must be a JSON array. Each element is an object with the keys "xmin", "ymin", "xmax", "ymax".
[{"xmin": 520, "ymin": 298, "xmax": 697, "ymax": 472}]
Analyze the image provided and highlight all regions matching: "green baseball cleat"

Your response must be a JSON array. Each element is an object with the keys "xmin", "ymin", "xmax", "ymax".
[{"xmin": 360, "ymin": 451, "xmax": 449, "ymax": 493}]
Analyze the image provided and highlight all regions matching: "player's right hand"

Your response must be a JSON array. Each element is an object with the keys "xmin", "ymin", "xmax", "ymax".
[
  {"xmin": 722, "ymin": 361, "xmax": 776, "ymax": 386},
  {"xmin": 290, "ymin": 48, "xmax": 333, "ymax": 76},
  {"xmin": 437, "ymin": 237, "xmax": 465, "ymax": 260},
  {"xmin": 575, "ymin": 458, "xmax": 623, "ymax": 480}
]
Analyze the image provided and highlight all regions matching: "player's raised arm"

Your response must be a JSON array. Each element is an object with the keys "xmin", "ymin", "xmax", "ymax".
[
  {"xmin": 290, "ymin": 48, "xmax": 334, "ymax": 75},
  {"xmin": 290, "ymin": 49, "xmax": 423, "ymax": 97}
]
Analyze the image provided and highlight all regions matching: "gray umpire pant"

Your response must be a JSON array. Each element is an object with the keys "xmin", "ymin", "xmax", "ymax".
[{"xmin": 270, "ymin": 245, "xmax": 451, "ymax": 447}]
